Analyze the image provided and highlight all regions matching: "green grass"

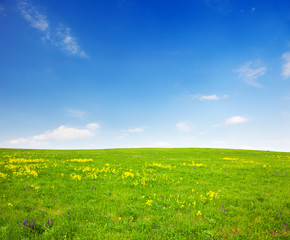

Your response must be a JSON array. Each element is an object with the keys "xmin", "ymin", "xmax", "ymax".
[{"xmin": 0, "ymin": 148, "xmax": 289, "ymax": 239}]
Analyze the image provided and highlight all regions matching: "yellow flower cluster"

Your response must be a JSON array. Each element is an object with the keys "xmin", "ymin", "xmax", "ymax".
[
  {"xmin": 190, "ymin": 161, "xmax": 205, "ymax": 167},
  {"xmin": 182, "ymin": 161, "xmax": 206, "ymax": 167},
  {"xmin": 5, "ymin": 164, "xmax": 38, "ymax": 177},
  {"xmin": 8, "ymin": 158, "xmax": 45, "ymax": 163},
  {"xmin": 149, "ymin": 162, "xmax": 175, "ymax": 169},
  {"xmin": 196, "ymin": 211, "xmax": 202, "ymax": 216},
  {"xmin": 223, "ymin": 157, "xmax": 239, "ymax": 160},
  {"xmin": 70, "ymin": 159, "xmax": 93, "ymax": 163},
  {"xmin": 146, "ymin": 199, "xmax": 153, "ymax": 206},
  {"xmin": 71, "ymin": 164, "xmax": 121, "ymax": 180},
  {"xmin": 70, "ymin": 173, "xmax": 82, "ymax": 181},
  {"xmin": 122, "ymin": 172, "xmax": 134, "ymax": 178},
  {"xmin": 0, "ymin": 172, "xmax": 8, "ymax": 178},
  {"xmin": 206, "ymin": 190, "xmax": 221, "ymax": 201}
]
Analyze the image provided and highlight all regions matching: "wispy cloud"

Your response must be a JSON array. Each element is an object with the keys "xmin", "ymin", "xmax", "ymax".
[
  {"xmin": 8, "ymin": 125, "xmax": 95, "ymax": 147},
  {"xmin": 224, "ymin": 116, "xmax": 248, "ymax": 125},
  {"xmin": 191, "ymin": 94, "xmax": 228, "ymax": 101},
  {"xmin": 117, "ymin": 133, "xmax": 129, "ymax": 139},
  {"xmin": 65, "ymin": 109, "xmax": 86, "ymax": 119},
  {"xmin": 199, "ymin": 94, "xmax": 219, "ymax": 100},
  {"xmin": 176, "ymin": 122, "xmax": 195, "ymax": 133},
  {"xmin": 213, "ymin": 116, "xmax": 248, "ymax": 127},
  {"xmin": 118, "ymin": 127, "xmax": 144, "ymax": 139},
  {"xmin": 234, "ymin": 61, "xmax": 266, "ymax": 87},
  {"xmin": 124, "ymin": 128, "xmax": 144, "ymax": 133},
  {"xmin": 0, "ymin": 5, "xmax": 6, "ymax": 17},
  {"xmin": 86, "ymin": 123, "xmax": 100, "ymax": 130},
  {"xmin": 205, "ymin": 0, "xmax": 230, "ymax": 12},
  {"xmin": 18, "ymin": 0, "xmax": 50, "ymax": 37},
  {"xmin": 18, "ymin": 0, "xmax": 87, "ymax": 57},
  {"xmin": 53, "ymin": 26, "xmax": 88, "ymax": 58},
  {"xmin": 282, "ymin": 52, "xmax": 290, "ymax": 78}
]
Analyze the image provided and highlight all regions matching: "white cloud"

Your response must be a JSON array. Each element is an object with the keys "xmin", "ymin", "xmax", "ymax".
[
  {"xmin": 124, "ymin": 128, "xmax": 144, "ymax": 133},
  {"xmin": 18, "ymin": 0, "xmax": 50, "ymax": 37},
  {"xmin": 200, "ymin": 94, "xmax": 219, "ymax": 100},
  {"xmin": 224, "ymin": 116, "xmax": 248, "ymax": 125},
  {"xmin": 154, "ymin": 141, "xmax": 172, "ymax": 147},
  {"xmin": 234, "ymin": 61, "xmax": 267, "ymax": 87},
  {"xmin": 86, "ymin": 123, "xmax": 100, "ymax": 130},
  {"xmin": 191, "ymin": 94, "xmax": 228, "ymax": 101},
  {"xmin": 8, "ymin": 125, "xmax": 94, "ymax": 146},
  {"xmin": 282, "ymin": 52, "xmax": 290, "ymax": 78},
  {"xmin": 18, "ymin": 0, "xmax": 87, "ymax": 57},
  {"xmin": 213, "ymin": 116, "xmax": 248, "ymax": 127},
  {"xmin": 176, "ymin": 122, "xmax": 192, "ymax": 133},
  {"xmin": 53, "ymin": 26, "xmax": 88, "ymax": 58}
]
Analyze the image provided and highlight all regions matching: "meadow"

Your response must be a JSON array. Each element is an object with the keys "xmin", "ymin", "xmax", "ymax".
[{"xmin": 0, "ymin": 148, "xmax": 289, "ymax": 239}]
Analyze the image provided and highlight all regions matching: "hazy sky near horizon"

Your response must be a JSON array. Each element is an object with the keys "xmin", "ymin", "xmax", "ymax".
[{"xmin": 0, "ymin": 0, "xmax": 290, "ymax": 151}]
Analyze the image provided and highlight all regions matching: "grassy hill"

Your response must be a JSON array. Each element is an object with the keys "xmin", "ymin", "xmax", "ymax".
[{"xmin": 0, "ymin": 148, "xmax": 289, "ymax": 239}]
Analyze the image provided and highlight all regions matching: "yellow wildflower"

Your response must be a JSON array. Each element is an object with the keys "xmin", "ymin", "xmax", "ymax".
[{"xmin": 146, "ymin": 199, "xmax": 153, "ymax": 206}]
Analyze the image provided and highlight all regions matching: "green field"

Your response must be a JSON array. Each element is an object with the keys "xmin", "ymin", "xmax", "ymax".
[{"xmin": 0, "ymin": 148, "xmax": 289, "ymax": 239}]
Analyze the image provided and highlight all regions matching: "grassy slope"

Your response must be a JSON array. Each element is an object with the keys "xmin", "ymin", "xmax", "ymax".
[{"xmin": 0, "ymin": 148, "xmax": 289, "ymax": 239}]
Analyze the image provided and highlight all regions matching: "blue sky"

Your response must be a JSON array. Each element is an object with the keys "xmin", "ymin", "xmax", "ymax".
[{"xmin": 0, "ymin": 0, "xmax": 290, "ymax": 151}]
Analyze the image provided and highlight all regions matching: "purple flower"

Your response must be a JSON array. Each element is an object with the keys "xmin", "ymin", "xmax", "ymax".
[
  {"xmin": 92, "ymin": 186, "xmax": 96, "ymax": 190},
  {"xmin": 31, "ymin": 218, "xmax": 35, "ymax": 222},
  {"xmin": 222, "ymin": 205, "xmax": 227, "ymax": 212},
  {"xmin": 46, "ymin": 219, "xmax": 49, "ymax": 226},
  {"xmin": 160, "ymin": 195, "xmax": 162, "ymax": 198},
  {"xmin": 51, "ymin": 218, "xmax": 53, "ymax": 224},
  {"xmin": 67, "ymin": 211, "xmax": 70, "ymax": 215},
  {"xmin": 280, "ymin": 212, "xmax": 282, "ymax": 218},
  {"xmin": 284, "ymin": 222, "xmax": 287, "ymax": 232},
  {"xmin": 23, "ymin": 219, "xmax": 28, "ymax": 226}
]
